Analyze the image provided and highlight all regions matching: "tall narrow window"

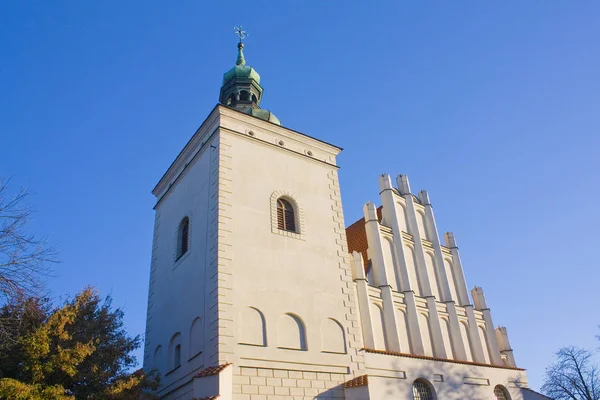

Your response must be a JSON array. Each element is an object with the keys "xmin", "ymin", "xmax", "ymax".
[
  {"xmin": 277, "ymin": 198, "xmax": 296, "ymax": 232},
  {"xmin": 177, "ymin": 217, "xmax": 189, "ymax": 259},
  {"xmin": 412, "ymin": 379, "xmax": 434, "ymax": 400}
]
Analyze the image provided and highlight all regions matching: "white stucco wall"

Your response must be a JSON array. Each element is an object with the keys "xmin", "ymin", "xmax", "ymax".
[
  {"xmin": 364, "ymin": 351, "xmax": 528, "ymax": 400},
  {"xmin": 143, "ymin": 107, "xmax": 222, "ymax": 398}
]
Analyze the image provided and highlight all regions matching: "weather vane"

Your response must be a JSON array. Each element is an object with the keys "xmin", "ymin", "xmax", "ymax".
[{"xmin": 234, "ymin": 25, "xmax": 248, "ymax": 43}]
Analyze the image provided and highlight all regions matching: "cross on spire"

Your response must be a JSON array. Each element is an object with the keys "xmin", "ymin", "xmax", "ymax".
[{"xmin": 234, "ymin": 26, "xmax": 248, "ymax": 43}]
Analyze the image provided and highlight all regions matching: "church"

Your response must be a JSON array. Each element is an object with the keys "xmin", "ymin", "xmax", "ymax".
[{"xmin": 142, "ymin": 33, "xmax": 551, "ymax": 400}]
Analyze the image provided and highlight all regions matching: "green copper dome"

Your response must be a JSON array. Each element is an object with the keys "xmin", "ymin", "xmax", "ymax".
[
  {"xmin": 222, "ymin": 44, "xmax": 261, "ymax": 84},
  {"xmin": 219, "ymin": 41, "xmax": 280, "ymax": 125}
]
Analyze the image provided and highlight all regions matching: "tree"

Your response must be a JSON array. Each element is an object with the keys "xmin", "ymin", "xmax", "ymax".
[
  {"xmin": 542, "ymin": 346, "xmax": 600, "ymax": 400},
  {"xmin": 0, "ymin": 295, "xmax": 49, "ymax": 379},
  {"xmin": 0, "ymin": 287, "xmax": 158, "ymax": 399},
  {"xmin": 0, "ymin": 178, "xmax": 57, "ymax": 303}
]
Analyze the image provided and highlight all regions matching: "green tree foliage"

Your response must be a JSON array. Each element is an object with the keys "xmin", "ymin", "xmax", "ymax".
[{"xmin": 0, "ymin": 287, "xmax": 158, "ymax": 399}]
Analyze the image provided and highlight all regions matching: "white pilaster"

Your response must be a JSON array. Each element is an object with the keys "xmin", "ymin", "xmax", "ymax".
[
  {"xmin": 378, "ymin": 174, "xmax": 412, "ymax": 292},
  {"xmin": 418, "ymin": 190, "xmax": 453, "ymax": 302},
  {"xmin": 363, "ymin": 202, "xmax": 402, "ymax": 352},
  {"xmin": 472, "ymin": 287, "xmax": 503, "ymax": 365},
  {"xmin": 404, "ymin": 291, "xmax": 425, "ymax": 356},
  {"xmin": 396, "ymin": 175, "xmax": 434, "ymax": 297},
  {"xmin": 496, "ymin": 326, "xmax": 517, "ymax": 367},
  {"xmin": 465, "ymin": 305, "xmax": 486, "ymax": 363},
  {"xmin": 396, "ymin": 175, "xmax": 448, "ymax": 359},
  {"xmin": 443, "ymin": 232, "xmax": 470, "ymax": 307},
  {"xmin": 445, "ymin": 302, "xmax": 468, "ymax": 360},
  {"xmin": 351, "ymin": 251, "xmax": 375, "ymax": 349},
  {"xmin": 425, "ymin": 297, "xmax": 447, "ymax": 359},
  {"xmin": 378, "ymin": 175, "xmax": 426, "ymax": 356}
]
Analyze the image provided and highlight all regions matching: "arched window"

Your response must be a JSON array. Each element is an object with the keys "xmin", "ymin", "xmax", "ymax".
[
  {"xmin": 412, "ymin": 379, "xmax": 435, "ymax": 400},
  {"xmin": 226, "ymin": 93, "xmax": 235, "ymax": 105},
  {"xmin": 494, "ymin": 385, "xmax": 511, "ymax": 400},
  {"xmin": 177, "ymin": 217, "xmax": 189, "ymax": 259},
  {"xmin": 240, "ymin": 90, "xmax": 250, "ymax": 101},
  {"xmin": 277, "ymin": 198, "xmax": 296, "ymax": 232},
  {"xmin": 251, "ymin": 94, "xmax": 258, "ymax": 103}
]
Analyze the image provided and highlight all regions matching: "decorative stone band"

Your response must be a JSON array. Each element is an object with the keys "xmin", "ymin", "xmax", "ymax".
[
  {"xmin": 344, "ymin": 374, "xmax": 369, "ymax": 388},
  {"xmin": 362, "ymin": 349, "xmax": 525, "ymax": 371},
  {"xmin": 194, "ymin": 363, "xmax": 233, "ymax": 378}
]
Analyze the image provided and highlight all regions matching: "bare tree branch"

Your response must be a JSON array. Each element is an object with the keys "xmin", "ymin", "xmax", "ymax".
[
  {"xmin": 0, "ymin": 177, "xmax": 57, "ymax": 304},
  {"xmin": 542, "ymin": 346, "xmax": 600, "ymax": 400}
]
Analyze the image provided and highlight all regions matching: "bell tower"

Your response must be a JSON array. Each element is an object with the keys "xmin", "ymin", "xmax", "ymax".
[{"xmin": 143, "ymin": 28, "xmax": 363, "ymax": 400}]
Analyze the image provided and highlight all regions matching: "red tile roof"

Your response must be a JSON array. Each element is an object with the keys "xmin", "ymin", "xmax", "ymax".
[
  {"xmin": 344, "ymin": 374, "xmax": 369, "ymax": 388},
  {"xmin": 194, "ymin": 363, "xmax": 232, "ymax": 378},
  {"xmin": 346, "ymin": 206, "xmax": 382, "ymax": 269},
  {"xmin": 362, "ymin": 348, "xmax": 525, "ymax": 371}
]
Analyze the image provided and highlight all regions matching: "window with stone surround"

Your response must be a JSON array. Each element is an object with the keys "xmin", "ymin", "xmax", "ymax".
[{"xmin": 270, "ymin": 191, "xmax": 304, "ymax": 240}]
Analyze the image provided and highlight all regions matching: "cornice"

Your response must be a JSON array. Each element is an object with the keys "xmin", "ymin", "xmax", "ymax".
[
  {"xmin": 362, "ymin": 348, "xmax": 525, "ymax": 371},
  {"xmin": 152, "ymin": 105, "xmax": 221, "ymax": 197}
]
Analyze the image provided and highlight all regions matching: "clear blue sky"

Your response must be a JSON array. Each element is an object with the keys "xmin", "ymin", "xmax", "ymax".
[{"xmin": 1, "ymin": 1, "xmax": 598, "ymax": 391}]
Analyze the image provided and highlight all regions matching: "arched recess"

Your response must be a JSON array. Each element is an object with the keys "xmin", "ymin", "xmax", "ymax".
[
  {"xmin": 424, "ymin": 253, "xmax": 440, "ymax": 298},
  {"xmin": 189, "ymin": 317, "xmax": 203, "ymax": 358},
  {"xmin": 494, "ymin": 385, "xmax": 512, "ymax": 400},
  {"xmin": 395, "ymin": 308, "xmax": 411, "ymax": 353},
  {"xmin": 371, "ymin": 303, "xmax": 387, "ymax": 351},
  {"xmin": 168, "ymin": 332, "xmax": 182, "ymax": 371},
  {"xmin": 320, "ymin": 318, "xmax": 346, "ymax": 354},
  {"xmin": 440, "ymin": 318, "xmax": 454, "ymax": 359},
  {"xmin": 403, "ymin": 244, "xmax": 421, "ymax": 296},
  {"xmin": 153, "ymin": 345, "xmax": 163, "ymax": 372},
  {"xmin": 418, "ymin": 313, "xmax": 434, "ymax": 357},
  {"xmin": 460, "ymin": 321, "xmax": 473, "ymax": 361},
  {"xmin": 382, "ymin": 238, "xmax": 399, "ymax": 290},
  {"xmin": 239, "ymin": 307, "xmax": 267, "ymax": 346},
  {"xmin": 396, "ymin": 201, "xmax": 408, "ymax": 232},
  {"xmin": 444, "ymin": 258, "xmax": 459, "ymax": 302},
  {"xmin": 478, "ymin": 325, "xmax": 491, "ymax": 364},
  {"xmin": 416, "ymin": 211, "xmax": 429, "ymax": 240},
  {"xmin": 277, "ymin": 313, "xmax": 307, "ymax": 350}
]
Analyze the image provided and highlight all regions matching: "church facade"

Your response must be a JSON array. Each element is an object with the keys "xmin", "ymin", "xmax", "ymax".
[{"xmin": 143, "ymin": 40, "xmax": 550, "ymax": 400}]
